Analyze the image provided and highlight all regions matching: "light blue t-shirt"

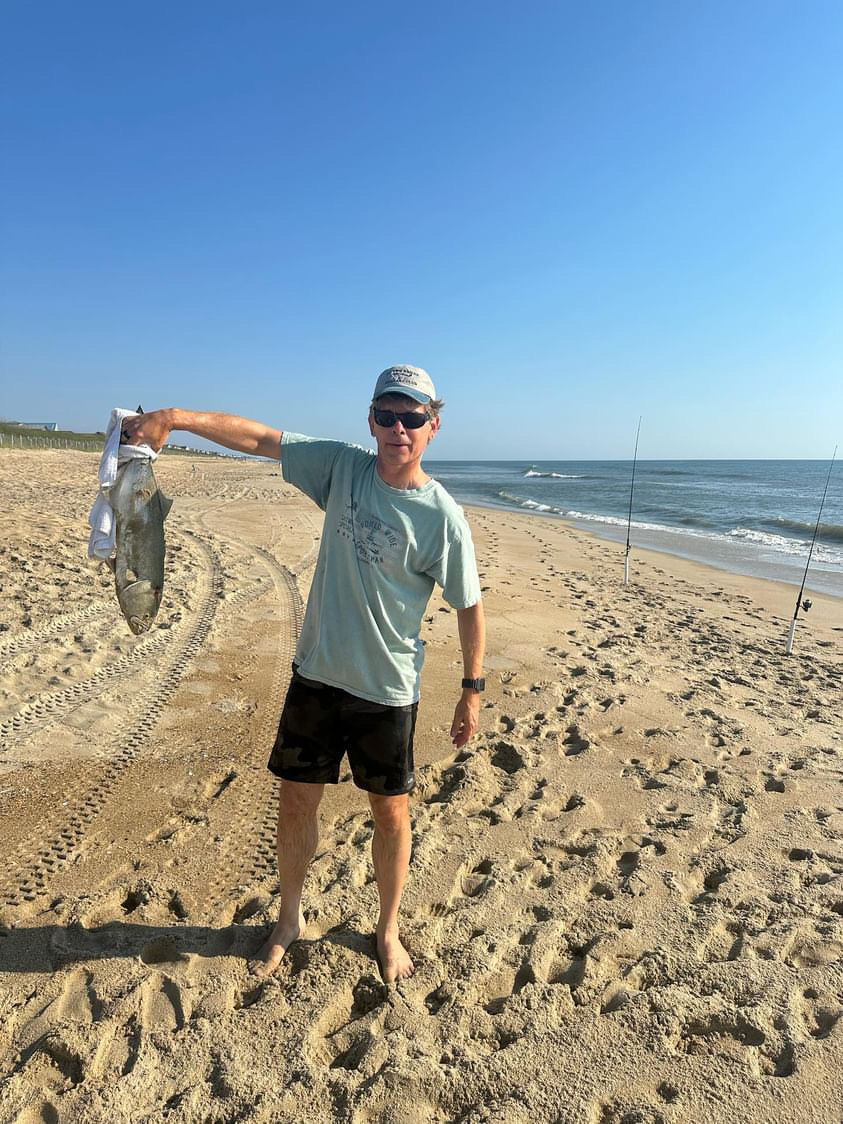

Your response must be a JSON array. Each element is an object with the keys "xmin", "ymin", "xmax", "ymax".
[{"xmin": 280, "ymin": 433, "xmax": 481, "ymax": 706}]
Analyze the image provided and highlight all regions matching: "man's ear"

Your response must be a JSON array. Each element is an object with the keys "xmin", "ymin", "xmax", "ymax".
[
  {"xmin": 428, "ymin": 415, "xmax": 441, "ymax": 442},
  {"xmin": 368, "ymin": 407, "xmax": 375, "ymax": 438}
]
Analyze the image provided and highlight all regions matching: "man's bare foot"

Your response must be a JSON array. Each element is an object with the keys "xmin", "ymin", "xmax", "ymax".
[
  {"xmin": 376, "ymin": 924, "xmax": 414, "ymax": 983},
  {"xmin": 250, "ymin": 912, "xmax": 305, "ymax": 977}
]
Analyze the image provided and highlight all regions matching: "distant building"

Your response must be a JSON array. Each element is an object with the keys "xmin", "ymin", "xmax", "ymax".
[{"xmin": 16, "ymin": 422, "xmax": 58, "ymax": 431}]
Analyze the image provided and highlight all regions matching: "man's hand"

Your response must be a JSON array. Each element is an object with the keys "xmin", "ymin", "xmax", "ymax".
[
  {"xmin": 120, "ymin": 409, "xmax": 282, "ymax": 459},
  {"xmin": 450, "ymin": 689, "xmax": 481, "ymax": 748},
  {"xmin": 452, "ymin": 600, "xmax": 485, "ymax": 748},
  {"xmin": 121, "ymin": 410, "xmax": 173, "ymax": 453}
]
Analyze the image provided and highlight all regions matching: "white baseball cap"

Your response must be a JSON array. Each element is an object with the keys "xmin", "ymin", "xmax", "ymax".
[{"xmin": 372, "ymin": 364, "xmax": 436, "ymax": 405}]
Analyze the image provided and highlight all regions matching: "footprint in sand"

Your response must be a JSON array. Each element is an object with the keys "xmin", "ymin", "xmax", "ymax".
[
  {"xmin": 763, "ymin": 772, "xmax": 787, "ymax": 793},
  {"xmin": 677, "ymin": 1011, "xmax": 795, "ymax": 1078},
  {"xmin": 795, "ymin": 987, "xmax": 843, "ymax": 1039},
  {"xmin": 461, "ymin": 858, "xmax": 495, "ymax": 899},
  {"xmin": 490, "ymin": 741, "xmax": 526, "ymax": 774},
  {"xmin": 784, "ymin": 932, "xmax": 843, "ymax": 969},
  {"xmin": 138, "ymin": 970, "xmax": 189, "ymax": 1032},
  {"xmin": 420, "ymin": 755, "xmax": 470, "ymax": 804},
  {"xmin": 590, "ymin": 1098, "xmax": 668, "ymax": 1124},
  {"xmin": 561, "ymin": 725, "xmax": 590, "ymax": 756},
  {"xmin": 697, "ymin": 919, "xmax": 748, "ymax": 963},
  {"xmin": 591, "ymin": 834, "xmax": 667, "ymax": 899},
  {"xmin": 309, "ymin": 975, "xmax": 388, "ymax": 1071}
]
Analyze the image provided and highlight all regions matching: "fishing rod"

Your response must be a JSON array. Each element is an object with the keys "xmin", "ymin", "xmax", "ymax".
[
  {"xmin": 624, "ymin": 416, "xmax": 642, "ymax": 585},
  {"xmin": 786, "ymin": 446, "xmax": 837, "ymax": 655}
]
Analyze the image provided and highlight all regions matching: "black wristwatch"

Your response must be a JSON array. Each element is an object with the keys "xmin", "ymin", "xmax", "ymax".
[{"xmin": 462, "ymin": 677, "xmax": 485, "ymax": 692}]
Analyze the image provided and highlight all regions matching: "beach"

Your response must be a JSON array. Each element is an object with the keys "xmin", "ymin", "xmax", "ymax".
[{"xmin": 1, "ymin": 447, "xmax": 842, "ymax": 1123}]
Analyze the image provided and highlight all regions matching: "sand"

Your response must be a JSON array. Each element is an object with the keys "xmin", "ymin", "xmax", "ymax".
[{"xmin": 1, "ymin": 447, "xmax": 842, "ymax": 1124}]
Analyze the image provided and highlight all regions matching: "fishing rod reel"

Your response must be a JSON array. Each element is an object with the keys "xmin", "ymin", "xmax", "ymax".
[
  {"xmin": 785, "ymin": 444, "xmax": 836, "ymax": 655},
  {"xmin": 786, "ymin": 597, "xmax": 814, "ymax": 655}
]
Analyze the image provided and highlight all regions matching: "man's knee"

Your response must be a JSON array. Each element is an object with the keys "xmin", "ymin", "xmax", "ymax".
[
  {"xmin": 279, "ymin": 780, "xmax": 324, "ymax": 817},
  {"xmin": 368, "ymin": 793, "xmax": 409, "ymax": 835}
]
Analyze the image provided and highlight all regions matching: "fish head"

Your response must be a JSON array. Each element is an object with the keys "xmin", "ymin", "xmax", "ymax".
[{"xmin": 118, "ymin": 579, "xmax": 162, "ymax": 635}]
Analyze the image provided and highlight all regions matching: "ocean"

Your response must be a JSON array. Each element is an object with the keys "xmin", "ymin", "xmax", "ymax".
[{"xmin": 427, "ymin": 460, "xmax": 843, "ymax": 599}]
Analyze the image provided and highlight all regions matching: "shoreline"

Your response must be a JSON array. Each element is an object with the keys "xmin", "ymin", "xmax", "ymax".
[
  {"xmin": 462, "ymin": 497, "xmax": 843, "ymax": 603},
  {"xmin": 463, "ymin": 500, "xmax": 843, "ymax": 637}
]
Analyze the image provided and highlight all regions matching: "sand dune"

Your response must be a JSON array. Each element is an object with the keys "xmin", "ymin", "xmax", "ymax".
[{"xmin": 1, "ymin": 448, "xmax": 841, "ymax": 1123}]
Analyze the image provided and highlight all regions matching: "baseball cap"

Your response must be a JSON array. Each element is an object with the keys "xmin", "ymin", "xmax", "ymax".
[{"xmin": 372, "ymin": 364, "xmax": 436, "ymax": 405}]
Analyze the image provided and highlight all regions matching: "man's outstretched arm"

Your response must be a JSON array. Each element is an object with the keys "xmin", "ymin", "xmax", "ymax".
[
  {"xmin": 450, "ymin": 600, "xmax": 486, "ymax": 748},
  {"xmin": 121, "ymin": 409, "xmax": 282, "ymax": 460}
]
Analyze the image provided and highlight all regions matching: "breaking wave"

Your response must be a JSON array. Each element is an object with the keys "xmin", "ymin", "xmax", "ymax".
[
  {"xmin": 728, "ymin": 527, "xmax": 843, "ymax": 564},
  {"xmin": 498, "ymin": 490, "xmax": 565, "ymax": 515},
  {"xmin": 769, "ymin": 518, "xmax": 843, "ymax": 544},
  {"xmin": 523, "ymin": 469, "xmax": 584, "ymax": 479}
]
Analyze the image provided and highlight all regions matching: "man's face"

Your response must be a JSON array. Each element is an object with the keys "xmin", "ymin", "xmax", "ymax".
[{"xmin": 368, "ymin": 394, "xmax": 440, "ymax": 464}]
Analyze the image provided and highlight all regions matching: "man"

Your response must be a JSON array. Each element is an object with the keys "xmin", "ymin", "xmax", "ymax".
[{"xmin": 122, "ymin": 365, "xmax": 485, "ymax": 983}]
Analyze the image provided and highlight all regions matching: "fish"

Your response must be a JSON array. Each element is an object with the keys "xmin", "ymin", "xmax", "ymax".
[{"xmin": 107, "ymin": 457, "xmax": 173, "ymax": 634}]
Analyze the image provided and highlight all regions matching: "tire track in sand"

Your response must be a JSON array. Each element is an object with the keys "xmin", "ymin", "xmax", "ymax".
[
  {"xmin": 0, "ymin": 602, "xmax": 109, "ymax": 669},
  {"xmin": 203, "ymin": 546, "xmax": 304, "ymax": 915},
  {"xmin": 0, "ymin": 531, "xmax": 211, "ymax": 749},
  {"xmin": 0, "ymin": 531, "xmax": 225, "ymax": 907}
]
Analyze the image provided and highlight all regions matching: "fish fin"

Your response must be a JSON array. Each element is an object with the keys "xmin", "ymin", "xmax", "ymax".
[{"xmin": 160, "ymin": 492, "xmax": 174, "ymax": 519}]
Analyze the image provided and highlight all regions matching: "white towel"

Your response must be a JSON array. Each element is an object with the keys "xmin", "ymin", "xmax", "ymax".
[{"xmin": 88, "ymin": 408, "xmax": 159, "ymax": 560}]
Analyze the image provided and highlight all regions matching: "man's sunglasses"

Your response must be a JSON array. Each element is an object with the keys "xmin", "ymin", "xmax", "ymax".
[{"xmin": 373, "ymin": 408, "xmax": 431, "ymax": 430}]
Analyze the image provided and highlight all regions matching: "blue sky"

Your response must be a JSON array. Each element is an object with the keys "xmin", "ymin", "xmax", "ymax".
[{"xmin": 2, "ymin": 1, "xmax": 841, "ymax": 458}]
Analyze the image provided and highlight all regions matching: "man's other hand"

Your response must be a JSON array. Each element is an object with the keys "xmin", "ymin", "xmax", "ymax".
[{"xmin": 450, "ymin": 691, "xmax": 480, "ymax": 747}]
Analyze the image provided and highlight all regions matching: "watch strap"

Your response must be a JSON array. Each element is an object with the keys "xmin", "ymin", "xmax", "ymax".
[{"xmin": 462, "ymin": 677, "xmax": 485, "ymax": 691}]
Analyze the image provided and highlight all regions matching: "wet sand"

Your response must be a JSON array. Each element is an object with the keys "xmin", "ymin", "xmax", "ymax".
[{"xmin": 1, "ymin": 447, "xmax": 842, "ymax": 1123}]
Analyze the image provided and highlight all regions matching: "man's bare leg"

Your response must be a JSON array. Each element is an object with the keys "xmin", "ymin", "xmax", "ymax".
[
  {"xmin": 252, "ymin": 780, "xmax": 324, "ymax": 977},
  {"xmin": 368, "ymin": 792, "xmax": 414, "ymax": 983}
]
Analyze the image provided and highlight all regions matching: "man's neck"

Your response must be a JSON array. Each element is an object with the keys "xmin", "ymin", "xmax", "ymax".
[{"xmin": 376, "ymin": 456, "xmax": 430, "ymax": 490}]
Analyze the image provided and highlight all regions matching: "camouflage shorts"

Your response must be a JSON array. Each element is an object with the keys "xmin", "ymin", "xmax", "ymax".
[{"xmin": 268, "ymin": 668, "xmax": 418, "ymax": 796}]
